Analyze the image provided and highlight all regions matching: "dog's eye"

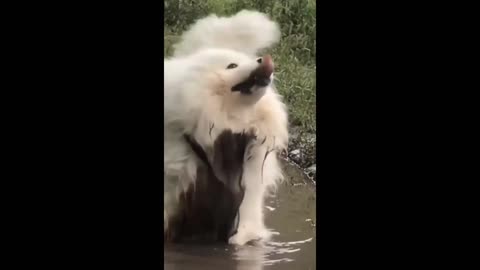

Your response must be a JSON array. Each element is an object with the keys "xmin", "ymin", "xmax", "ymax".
[{"xmin": 226, "ymin": 63, "xmax": 238, "ymax": 69}]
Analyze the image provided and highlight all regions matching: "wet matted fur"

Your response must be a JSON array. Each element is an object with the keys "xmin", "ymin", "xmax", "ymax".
[{"xmin": 165, "ymin": 130, "xmax": 256, "ymax": 243}]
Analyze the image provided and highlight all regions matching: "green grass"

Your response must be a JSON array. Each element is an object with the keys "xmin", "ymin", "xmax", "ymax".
[{"xmin": 164, "ymin": 0, "xmax": 316, "ymax": 134}]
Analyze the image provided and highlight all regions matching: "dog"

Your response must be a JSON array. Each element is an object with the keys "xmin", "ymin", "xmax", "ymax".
[{"xmin": 164, "ymin": 10, "xmax": 288, "ymax": 245}]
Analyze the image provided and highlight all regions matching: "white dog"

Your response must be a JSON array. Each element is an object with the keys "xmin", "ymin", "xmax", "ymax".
[{"xmin": 164, "ymin": 10, "xmax": 288, "ymax": 245}]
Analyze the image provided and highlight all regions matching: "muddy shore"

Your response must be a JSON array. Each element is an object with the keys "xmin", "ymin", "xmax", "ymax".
[{"xmin": 283, "ymin": 125, "xmax": 316, "ymax": 184}]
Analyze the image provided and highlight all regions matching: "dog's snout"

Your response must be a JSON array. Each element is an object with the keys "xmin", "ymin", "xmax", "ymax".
[
  {"xmin": 232, "ymin": 55, "xmax": 275, "ymax": 93},
  {"xmin": 253, "ymin": 55, "xmax": 274, "ymax": 87}
]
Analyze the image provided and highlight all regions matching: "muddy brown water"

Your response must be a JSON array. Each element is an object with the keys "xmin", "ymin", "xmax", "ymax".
[{"xmin": 164, "ymin": 162, "xmax": 316, "ymax": 270}]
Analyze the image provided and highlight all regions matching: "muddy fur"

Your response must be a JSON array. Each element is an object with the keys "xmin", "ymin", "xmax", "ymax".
[{"xmin": 165, "ymin": 130, "xmax": 256, "ymax": 243}]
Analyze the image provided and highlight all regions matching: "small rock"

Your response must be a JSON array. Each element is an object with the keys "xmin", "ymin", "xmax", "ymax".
[
  {"xmin": 290, "ymin": 149, "xmax": 300, "ymax": 156},
  {"xmin": 289, "ymin": 149, "xmax": 302, "ymax": 163},
  {"xmin": 306, "ymin": 164, "xmax": 316, "ymax": 175}
]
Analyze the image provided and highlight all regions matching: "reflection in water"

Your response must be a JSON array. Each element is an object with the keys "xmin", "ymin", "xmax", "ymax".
[
  {"xmin": 233, "ymin": 237, "xmax": 314, "ymax": 269},
  {"xmin": 165, "ymin": 236, "xmax": 314, "ymax": 270}
]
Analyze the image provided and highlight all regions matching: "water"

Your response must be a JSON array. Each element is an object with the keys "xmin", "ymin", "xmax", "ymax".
[{"xmin": 164, "ymin": 162, "xmax": 316, "ymax": 270}]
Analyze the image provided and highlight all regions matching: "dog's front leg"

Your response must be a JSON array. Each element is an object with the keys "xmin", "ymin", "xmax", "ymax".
[{"xmin": 228, "ymin": 143, "xmax": 279, "ymax": 245}]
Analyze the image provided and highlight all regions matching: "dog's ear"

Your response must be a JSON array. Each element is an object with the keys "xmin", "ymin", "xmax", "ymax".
[{"xmin": 173, "ymin": 10, "xmax": 281, "ymax": 57}]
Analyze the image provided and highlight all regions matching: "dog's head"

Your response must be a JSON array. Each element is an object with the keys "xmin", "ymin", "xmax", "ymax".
[
  {"xmin": 169, "ymin": 10, "xmax": 281, "ymax": 117},
  {"xmin": 187, "ymin": 48, "xmax": 276, "ymax": 106}
]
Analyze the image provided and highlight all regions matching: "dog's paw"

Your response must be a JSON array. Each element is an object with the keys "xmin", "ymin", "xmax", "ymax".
[{"xmin": 228, "ymin": 226, "xmax": 272, "ymax": 246}]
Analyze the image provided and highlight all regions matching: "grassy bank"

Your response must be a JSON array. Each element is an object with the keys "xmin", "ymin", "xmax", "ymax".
[{"xmin": 164, "ymin": 0, "xmax": 317, "ymax": 171}]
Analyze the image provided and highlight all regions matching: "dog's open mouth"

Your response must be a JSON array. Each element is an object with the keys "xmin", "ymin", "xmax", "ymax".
[{"xmin": 232, "ymin": 55, "xmax": 274, "ymax": 94}]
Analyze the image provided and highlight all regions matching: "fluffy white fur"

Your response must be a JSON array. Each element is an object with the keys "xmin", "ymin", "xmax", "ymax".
[
  {"xmin": 173, "ymin": 10, "xmax": 281, "ymax": 57},
  {"xmin": 164, "ymin": 10, "xmax": 288, "ymax": 245}
]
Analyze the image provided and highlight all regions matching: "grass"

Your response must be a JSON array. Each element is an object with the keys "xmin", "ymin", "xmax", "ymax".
[{"xmin": 164, "ymin": 0, "xmax": 316, "ymax": 135}]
